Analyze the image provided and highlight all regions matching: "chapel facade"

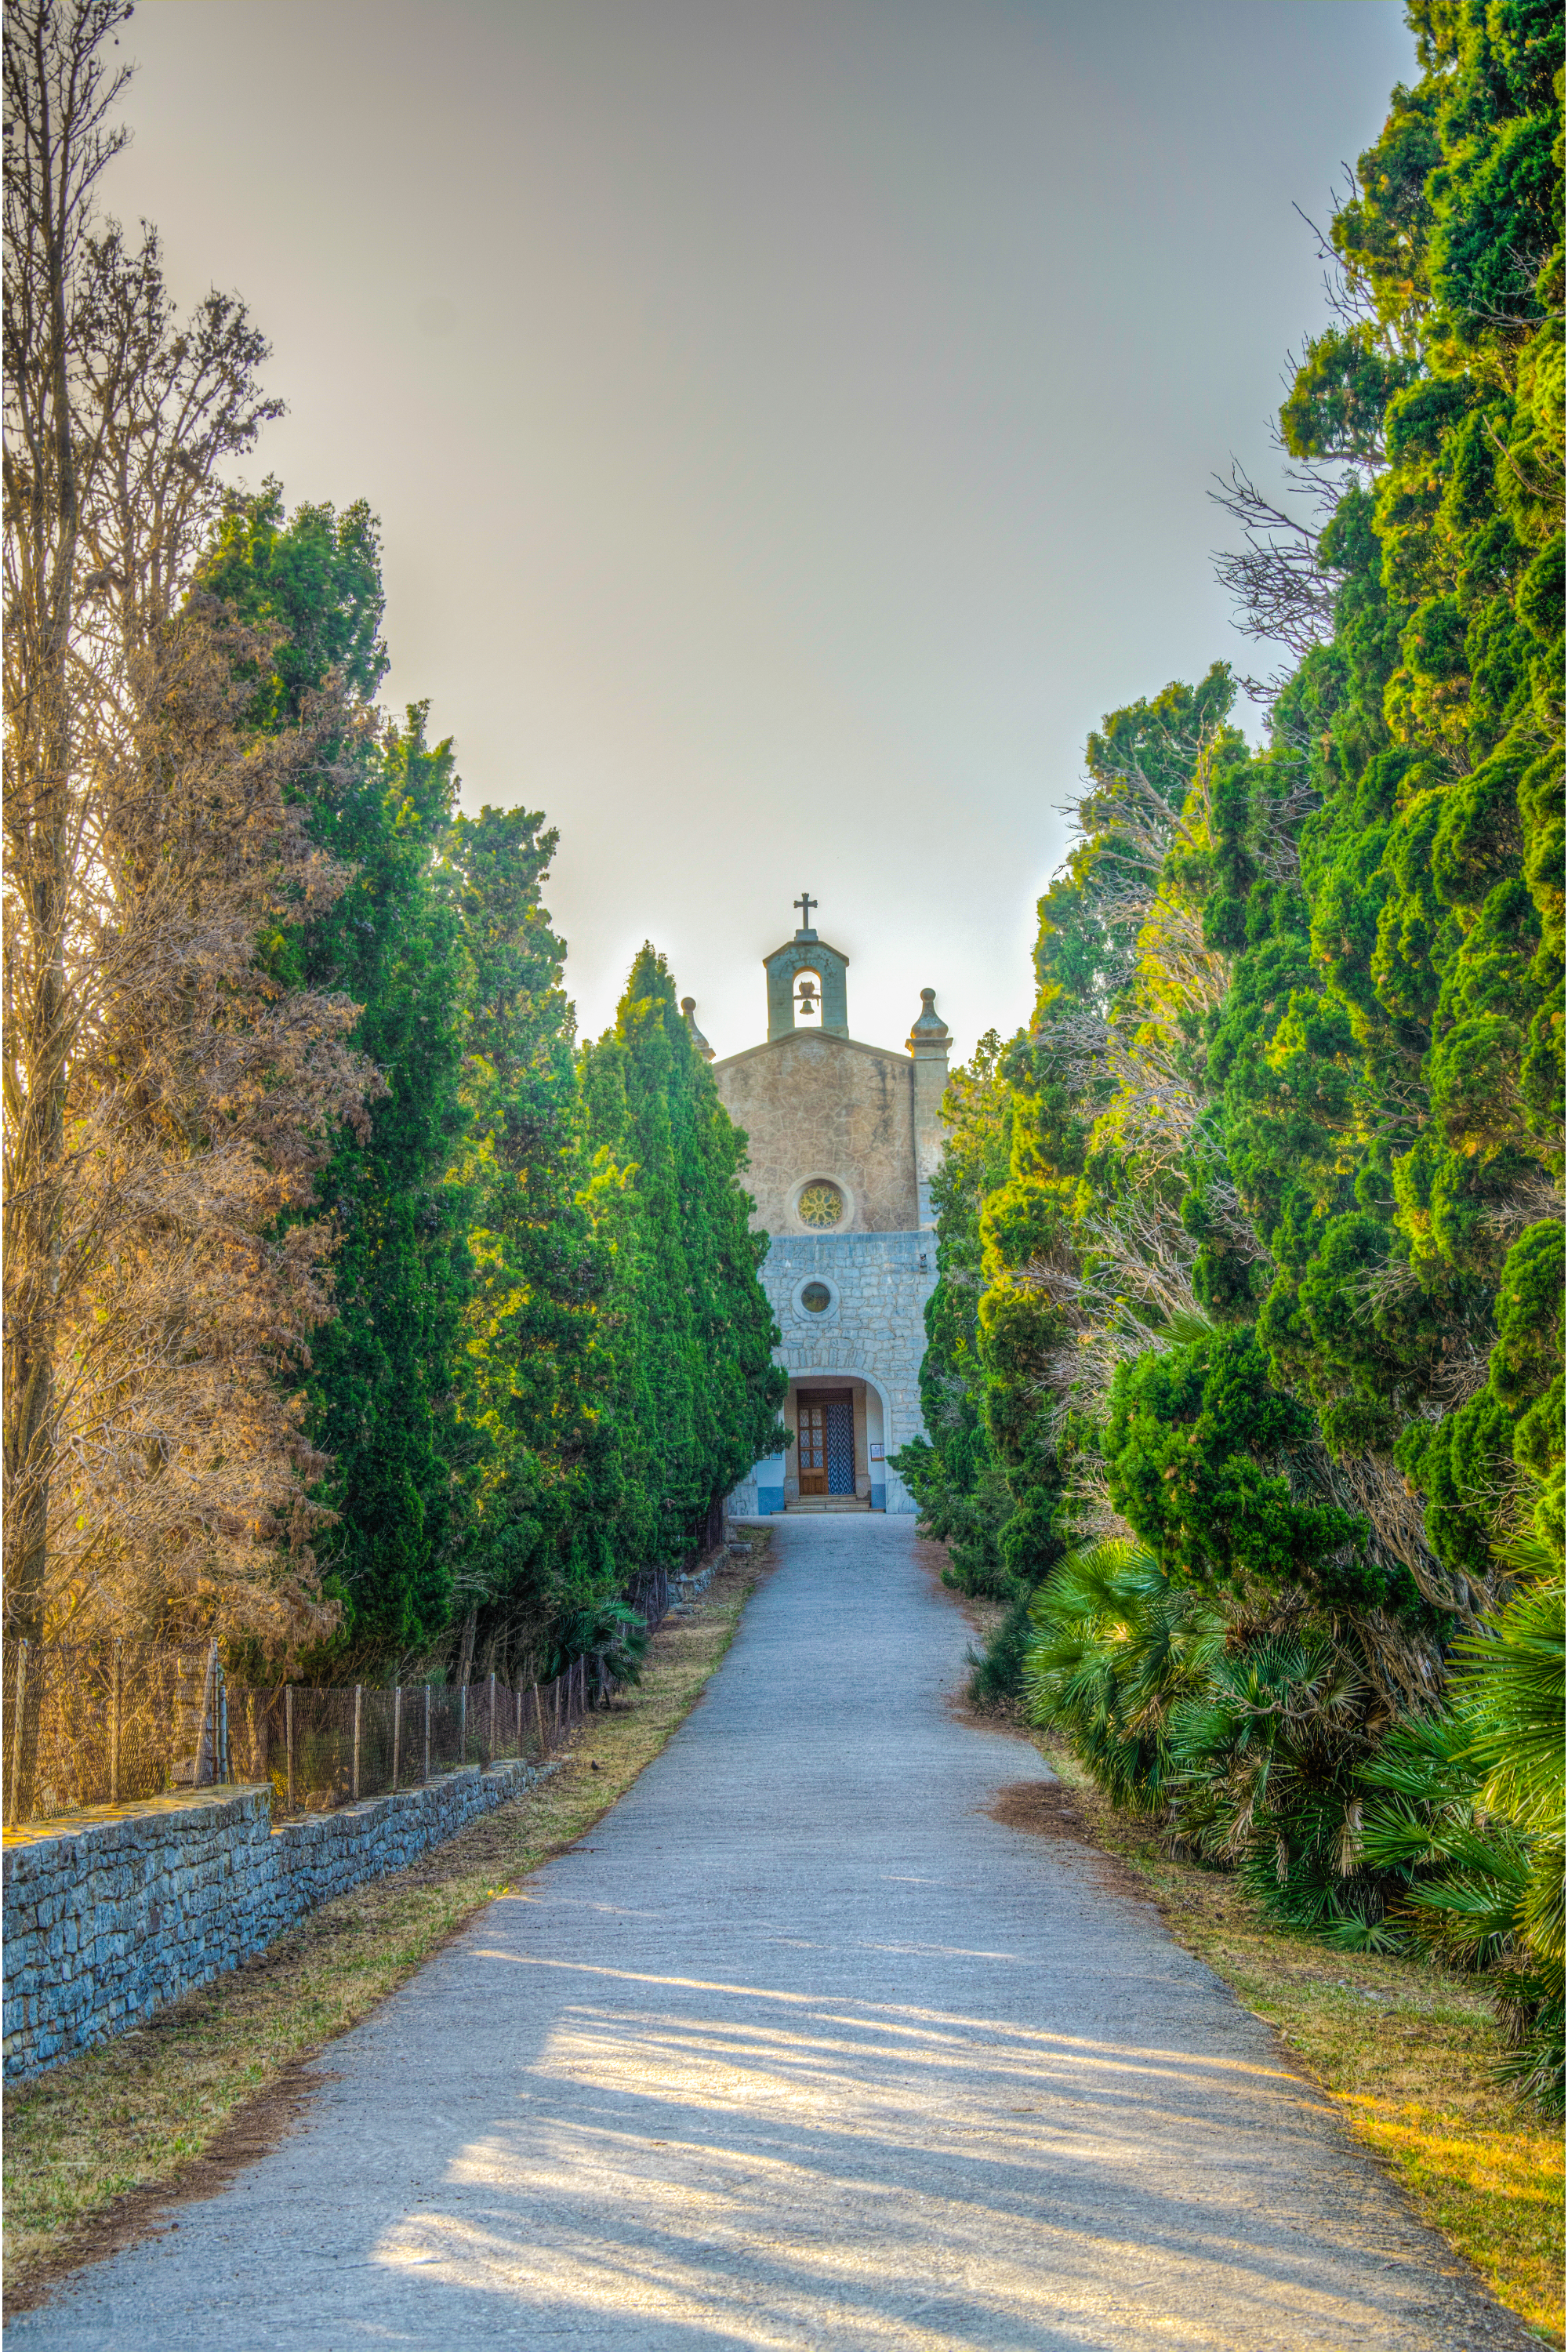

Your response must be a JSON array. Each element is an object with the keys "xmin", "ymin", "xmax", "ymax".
[{"xmin": 686, "ymin": 896, "xmax": 949, "ymax": 1515}]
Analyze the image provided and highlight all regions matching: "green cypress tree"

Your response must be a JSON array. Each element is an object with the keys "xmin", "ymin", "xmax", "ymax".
[
  {"xmin": 580, "ymin": 948, "xmax": 784, "ymax": 1569},
  {"xmin": 893, "ymin": 1033, "xmax": 1016, "ymax": 1599},
  {"xmin": 437, "ymin": 806, "xmax": 621, "ymax": 1677}
]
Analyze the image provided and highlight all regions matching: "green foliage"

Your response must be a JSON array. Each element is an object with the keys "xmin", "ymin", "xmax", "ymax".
[
  {"xmin": 918, "ymin": 5, "xmax": 1565, "ymax": 2102},
  {"xmin": 1025, "ymin": 1543, "xmax": 1438, "ymax": 1948},
  {"xmin": 964, "ymin": 1584, "xmax": 1036, "ymax": 1710},
  {"xmin": 1023, "ymin": 1541, "xmax": 1217, "ymax": 1810},
  {"xmin": 437, "ymin": 804, "xmax": 623, "ymax": 1675},
  {"xmin": 547, "ymin": 1599, "xmax": 652, "ymax": 1703},
  {"xmin": 579, "ymin": 947, "xmax": 787, "ymax": 1577},
  {"xmin": 893, "ymin": 1032, "xmax": 1017, "ymax": 1599},
  {"xmin": 1105, "ymin": 1327, "xmax": 1382, "ymax": 1606}
]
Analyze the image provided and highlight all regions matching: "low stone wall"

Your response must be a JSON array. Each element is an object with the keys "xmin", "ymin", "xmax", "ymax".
[{"xmin": 2, "ymin": 1756, "xmax": 549, "ymax": 2082}]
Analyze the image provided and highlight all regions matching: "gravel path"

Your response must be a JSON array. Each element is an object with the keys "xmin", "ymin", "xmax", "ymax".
[{"xmin": 16, "ymin": 1515, "xmax": 1530, "ymax": 2349}]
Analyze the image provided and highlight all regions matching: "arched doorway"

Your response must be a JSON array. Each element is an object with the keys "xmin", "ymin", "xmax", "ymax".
[
  {"xmin": 729, "ymin": 1366, "xmax": 910, "ymax": 1515},
  {"xmin": 781, "ymin": 1372, "xmax": 890, "ymax": 1511}
]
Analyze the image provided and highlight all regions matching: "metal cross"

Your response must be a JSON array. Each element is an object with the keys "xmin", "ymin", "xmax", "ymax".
[{"xmin": 794, "ymin": 891, "xmax": 817, "ymax": 931}]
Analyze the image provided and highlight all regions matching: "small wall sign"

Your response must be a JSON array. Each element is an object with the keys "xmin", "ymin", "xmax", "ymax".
[{"xmin": 869, "ymin": 1442, "xmax": 884, "ymax": 1460}]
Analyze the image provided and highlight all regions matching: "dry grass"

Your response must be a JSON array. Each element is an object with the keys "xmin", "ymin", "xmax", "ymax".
[
  {"xmin": 2, "ymin": 1538, "xmax": 769, "ymax": 2303},
  {"xmin": 1031, "ymin": 1737, "xmax": 1566, "ymax": 2347}
]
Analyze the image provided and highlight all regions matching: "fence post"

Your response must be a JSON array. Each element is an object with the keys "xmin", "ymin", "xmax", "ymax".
[
  {"xmin": 488, "ymin": 1671, "xmax": 496, "ymax": 1765},
  {"xmin": 459, "ymin": 1680, "xmax": 468, "ymax": 1768},
  {"xmin": 392, "ymin": 1686, "xmax": 402, "ymax": 1792},
  {"xmin": 353, "ymin": 1683, "xmax": 363, "ymax": 1802},
  {"xmin": 219, "ymin": 1672, "xmax": 229, "ymax": 1785},
  {"xmin": 285, "ymin": 1686, "xmax": 295, "ymax": 1813},
  {"xmin": 10, "ymin": 1642, "xmax": 28, "ymax": 1827},
  {"xmin": 423, "ymin": 1683, "xmax": 430, "ymax": 1782},
  {"xmin": 198, "ymin": 1643, "xmax": 218, "ymax": 1785},
  {"xmin": 110, "ymin": 1639, "xmax": 123, "ymax": 1804}
]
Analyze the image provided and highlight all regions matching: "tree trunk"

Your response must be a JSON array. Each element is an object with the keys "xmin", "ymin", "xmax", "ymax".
[
  {"xmin": 455, "ymin": 1607, "xmax": 478, "ymax": 1694},
  {"xmin": 2, "ymin": 8, "xmax": 85, "ymax": 1641}
]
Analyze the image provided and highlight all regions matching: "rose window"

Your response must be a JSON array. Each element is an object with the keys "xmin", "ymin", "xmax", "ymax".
[{"xmin": 797, "ymin": 1181, "xmax": 844, "ymax": 1229}]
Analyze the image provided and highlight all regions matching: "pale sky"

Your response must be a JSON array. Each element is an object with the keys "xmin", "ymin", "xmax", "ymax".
[{"xmin": 109, "ymin": 0, "xmax": 1415, "ymax": 1063}]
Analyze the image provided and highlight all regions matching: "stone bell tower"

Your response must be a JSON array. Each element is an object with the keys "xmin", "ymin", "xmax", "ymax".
[{"xmin": 764, "ymin": 895, "xmax": 851, "ymax": 1040}]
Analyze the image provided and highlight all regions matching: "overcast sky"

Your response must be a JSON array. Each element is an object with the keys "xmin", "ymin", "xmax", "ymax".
[{"xmin": 109, "ymin": 0, "xmax": 1415, "ymax": 1062}]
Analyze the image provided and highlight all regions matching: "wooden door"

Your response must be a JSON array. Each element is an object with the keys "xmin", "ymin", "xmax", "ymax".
[{"xmin": 798, "ymin": 1399, "xmax": 828, "ymax": 1495}]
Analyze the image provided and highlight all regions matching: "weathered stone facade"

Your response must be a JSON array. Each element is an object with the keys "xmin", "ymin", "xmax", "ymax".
[
  {"xmin": 713, "ymin": 1033, "xmax": 920, "ymax": 1233},
  {"xmin": 2, "ymin": 1758, "xmax": 549, "ymax": 2082},
  {"xmin": 701, "ymin": 909, "xmax": 947, "ymax": 1516}
]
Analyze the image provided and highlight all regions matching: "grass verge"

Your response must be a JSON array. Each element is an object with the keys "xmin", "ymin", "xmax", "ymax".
[
  {"xmin": 2, "ymin": 1536, "xmax": 769, "ymax": 2306},
  {"xmin": 939, "ymin": 1573, "xmax": 1564, "ymax": 2347}
]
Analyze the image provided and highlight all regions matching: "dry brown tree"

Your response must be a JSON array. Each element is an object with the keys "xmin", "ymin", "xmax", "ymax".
[{"xmin": 4, "ymin": 0, "xmax": 377, "ymax": 1647}]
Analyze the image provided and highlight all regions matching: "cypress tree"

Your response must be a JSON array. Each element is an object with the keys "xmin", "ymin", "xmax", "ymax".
[
  {"xmin": 581, "ymin": 949, "xmax": 785, "ymax": 1569},
  {"xmin": 439, "ymin": 806, "xmax": 620, "ymax": 1677}
]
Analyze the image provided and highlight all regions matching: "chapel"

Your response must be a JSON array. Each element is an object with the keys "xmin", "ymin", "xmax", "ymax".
[{"xmin": 685, "ymin": 894, "xmax": 949, "ymax": 1514}]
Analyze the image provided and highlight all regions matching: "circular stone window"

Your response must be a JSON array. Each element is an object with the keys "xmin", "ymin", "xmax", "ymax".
[
  {"xmin": 790, "ymin": 1274, "xmax": 840, "ymax": 1323},
  {"xmin": 797, "ymin": 1180, "xmax": 844, "ymax": 1229}
]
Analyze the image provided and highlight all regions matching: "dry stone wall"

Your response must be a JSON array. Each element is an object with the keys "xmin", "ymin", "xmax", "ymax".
[{"xmin": 2, "ymin": 1756, "xmax": 548, "ymax": 2082}]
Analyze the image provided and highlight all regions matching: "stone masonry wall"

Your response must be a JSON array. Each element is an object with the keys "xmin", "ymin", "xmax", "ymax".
[
  {"xmin": 2, "ymin": 1756, "xmax": 549, "ymax": 2082},
  {"xmin": 711, "ymin": 1033, "xmax": 920, "ymax": 1233},
  {"xmin": 728, "ymin": 1229, "xmax": 936, "ymax": 1515}
]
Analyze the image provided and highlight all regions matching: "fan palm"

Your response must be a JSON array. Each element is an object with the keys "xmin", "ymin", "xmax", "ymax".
[{"xmin": 1359, "ymin": 1541, "xmax": 1564, "ymax": 2110}]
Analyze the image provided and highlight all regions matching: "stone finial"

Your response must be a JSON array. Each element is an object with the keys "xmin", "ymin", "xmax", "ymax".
[
  {"xmin": 907, "ymin": 987, "xmax": 949, "ymax": 1056},
  {"xmin": 909, "ymin": 989, "xmax": 949, "ymax": 1231},
  {"xmin": 681, "ymin": 996, "xmax": 715, "ymax": 1061}
]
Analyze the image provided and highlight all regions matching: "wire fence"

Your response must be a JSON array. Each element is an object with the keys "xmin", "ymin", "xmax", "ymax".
[{"xmin": 3, "ymin": 1562, "xmax": 673, "ymax": 1830}]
